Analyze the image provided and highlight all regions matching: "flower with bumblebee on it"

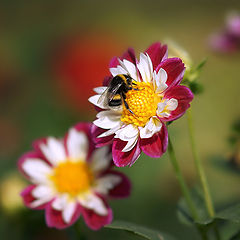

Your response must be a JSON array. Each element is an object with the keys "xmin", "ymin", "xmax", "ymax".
[
  {"xmin": 89, "ymin": 42, "xmax": 194, "ymax": 167},
  {"xmin": 18, "ymin": 123, "xmax": 131, "ymax": 230}
]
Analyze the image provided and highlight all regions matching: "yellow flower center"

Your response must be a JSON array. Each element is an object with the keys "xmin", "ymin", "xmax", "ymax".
[
  {"xmin": 50, "ymin": 160, "xmax": 93, "ymax": 197},
  {"xmin": 121, "ymin": 82, "xmax": 160, "ymax": 127}
]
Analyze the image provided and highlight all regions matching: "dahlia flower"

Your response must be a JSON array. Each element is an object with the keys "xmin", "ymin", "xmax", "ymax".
[
  {"xmin": 18, "ymin": 123, "xmax": 130, "ymax": 230},
  {"xmin": 89, "ymin": 42, "xmax": 193, "ymax": 167}
]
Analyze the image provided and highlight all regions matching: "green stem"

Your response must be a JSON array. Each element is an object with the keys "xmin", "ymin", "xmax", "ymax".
[
  {"xmin": 168, "ymin": 135, "xmax": 199, "ymax": 221},
  {"xmin": 186, "ymin": 108, "xmax": 215, "ymax": 218},
  {"xmin": 73, "ymin": 221, "xmax": 86, "ymax": 240}
]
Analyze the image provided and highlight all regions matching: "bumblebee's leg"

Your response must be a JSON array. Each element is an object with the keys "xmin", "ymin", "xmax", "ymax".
[{"xmin": 123, "ymin": 98, "xmax": 135, "ymax": 115}]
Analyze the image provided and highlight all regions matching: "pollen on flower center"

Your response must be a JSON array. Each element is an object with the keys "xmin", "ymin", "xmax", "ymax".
[
  {"xmin": 50, "ymin": 160, "xmax": 93, "ymax": 196},
  {"xmin": 121, "ymin": 82, "xmax": 160, "ymax": 127}
]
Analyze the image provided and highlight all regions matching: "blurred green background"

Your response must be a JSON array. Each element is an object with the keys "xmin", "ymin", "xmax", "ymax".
[{"xmin": 0, "ymin": 0, "xmax": 240, "ymax": 239}]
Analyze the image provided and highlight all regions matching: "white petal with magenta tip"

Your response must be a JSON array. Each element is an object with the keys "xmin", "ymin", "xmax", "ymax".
[
  {"xmin": 140, "ymin": 117, "xmax": 162, "ymax": 139},
  {"xmin": 90, "ymin": 146, "xmax": 111, "ymax": 172},
  {"xmin": 40, "ymin": 138, "xmax": 66, "ymax": 166},
  {"xmin": 63, "ymin": 201, "xmax": 77, "ymax": 223},
  {"xmin": 79, "ymin": 193, "xmax": 108, "ymax": 216},
  {"xmin": 22, "ymin": 159, "xmax": 52, "ymax": 183},
  {"xmin": 94, "ymin": 174, "xmax": 121, "ymax": 195},
  {"xmin": 67, "ymin": 128, "xmax": 88, "ymax": 161}
]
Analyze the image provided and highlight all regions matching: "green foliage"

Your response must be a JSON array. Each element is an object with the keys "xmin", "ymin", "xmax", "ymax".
[
  {"xmin": 182, "ymin": 58, "xmax": 207, "ymax": 95},
  {"xmin": 106, "ymin": 220, "xmax": 176, "ymax": 240}
]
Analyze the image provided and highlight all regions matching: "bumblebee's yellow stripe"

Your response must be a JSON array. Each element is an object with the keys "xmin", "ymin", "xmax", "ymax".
[
  {"xmin": 118, "ymin": 74, "xmax": 127, "ymax": 84},
  {"xmin": 112, "ymin": 94, "xmax": 121, "ymax": 100}
]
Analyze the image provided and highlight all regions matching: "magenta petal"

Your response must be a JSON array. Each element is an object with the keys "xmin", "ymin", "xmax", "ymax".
[
  {"xmin": 21, "ymin": 185, "xmax": 49, "ymax": 210},
  {"xmin": 45, "ymin": 202, "xmax": 81, "ymax": 229},
  {"xmin": 163, "ymin": 85, "xmax": 194, "ymax": 122},
  {"xmin": 156, "ymin": 58, "xmax": 185, "ymax": 88},
  {"xmin": 109, "ymin": 48, "xmax": 136, "ymax": 68},
  {"xmin": 104, "ymin": 170, "xmax": 131, "ymax": 198},
  {"xmin": 145, "ymin": 42, "xmax": 168, "ymax": 69},
  {"xmin": 112, "ymin": 139, "xmax": 141, "ymax": 167},
  {"xmin": 140, "ymin": 123, "xmax": 168, "ymax": 158},
  {"xmin": 91, "ymin": 124, "xmax": 114, "ymax": 148},
  {"xmin": 81, "ymin": 204, "xmax": 113, "ymax": 230}
]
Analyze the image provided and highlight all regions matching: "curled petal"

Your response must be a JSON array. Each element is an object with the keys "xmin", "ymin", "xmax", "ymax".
[
  {"xmin": 162, "ymin": 85, "xmax": 194, "ymax": 122},
  {"xmin": 91, "ymin": 125, "xmax": 114, "ymax": 148},
  {"xmin": 21, "ymin": 185, "xmax": 50, "ymax": 210},
  {"xmin": 156, "ymin": 58, "xmax": 185, "ymax": 89},
  {"xmin": 140, "ymin": 122, "xmax": 168, "ymax": 158},
  {"xmin": 45, "ymin": 202, "xmax": 81, "ymax": 229},
  {"xmin": 105, "ymin": 170, "xmax": 131, "ymax": 198},
  {"xmin": 81, "ymin": 203, "xmax": 113, "ymax": 230},
  {"xmin": 145, "ymin": 42, "xmax": 168, "ymax": 69},
  {"xmin": 112, "ymin": 139, "xmax": 141, "ymax": 167},
  {"xmin": 109, "ymin": 48, "xmax": 136, "ymax": 69}
]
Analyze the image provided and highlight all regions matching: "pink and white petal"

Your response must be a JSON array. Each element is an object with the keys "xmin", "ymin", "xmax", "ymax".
[
  {"xmin": 40, "ymin": 138, "xmax": 66, "ymax": 166},
  {"xmin": 62, "ymin": 201, "xmax": 77, "ymax": 224},
  {"xmin": 93, "ymin": 174, "xmax": 121, "ymax": 195},
  {"xmin": 45, "ymin": 202, "xmax": 81, "ymax": 229},
  {"xmin": 140, "ymin": 122, "xmax": 168, "ymax": 158},
  {"xmin": 81, "ymin": 203, "xmax": 113, "ymax": 230},
  {"xmin": 90, "ymin": 146, "xmax": 112, "ymax": 173},
  {"xmin": 112, "ymin": 139, "xmax": 141, "ymax": 167},
  {"xmin": 156, "ymin": 58, "xmax": 185, "ymax": 89},
  {"xmin": 94, "ymin": 110, "xmax": 121, "ymax": 130},
  {"xmin": 21, "ymin": 185, "xmax": 50, "ymax": 210},
  {"xmin": 32, "ymin": 138, "xmax": 52, "ymax": 164},
  {"xmin": 145, "ymin": 42, "xmax": 168, "ymax": 69},
  {"xmin": 91, "ymin": 125, "xmax": 114, "ymax": 148},
  {"xmin": 137, "ymin": 53, "xmax": 153, "ymax": 83},
  {"xmin": 18, "ymin": 151, "xmax": 47, "ymax": 179},
  {"xmin": 153, "ymin": 68, "xmax": 168, "ymax": 93},
  {"xmin": 110, "ymin": 65, "xmax": 128, "ymax": 77},
  {"xmin": 52, "ymin": 195, "xmax": 68, "ymax": 211},
  {"xmin": 65, "ymin": 128, "xmax": 88, "ymax": 160},
  {"xmin": 109, "ymin": 48, "xmax": 136, "ymax": 69},
  {"xmin": 88, "ymin": 94, "xmax": 108, "ymax": 109},
  {"xmin": 79, "ymin": 193, "xmax": 108, "ymax": 216},
  {"xmin": 105, "ymin": 170, "xmax": 131, "ymax": 198},
  {"xmin": 162, "ymin": 85, "xmax": 193, "ymax": 122},
  {"xmin": 115, "ymin": 124, "xmax": 139, "ymax": 142},
  {"xmin": 93, "ymin": 86, "xmax": 107, "ymax": 94},
  {"xmin": 21, "ymin": 158, "xmax": 52, "ymax": 184},
  {"xmin": 32, "ymin": 185, "xmax": 54, "ymax": 199},
  {"xmin": 70, "ymin": 123, "xmax": 95, "ymax": 161},
  {"xmin": 119, "ymin": 59, "xmax": 138, "ymax": 81},
  {"xmin": 140, "ymin": 117, "xmax": 162, "ymax": 139}
]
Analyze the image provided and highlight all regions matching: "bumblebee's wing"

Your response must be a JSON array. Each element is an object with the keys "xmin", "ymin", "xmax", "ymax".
[
  {"xmin": 107, "ymin": 83, "xmax": 122, "ymax": 102},
  {"xmin": 97, "ymin": 87, "xmax": 109, "ymax": 107}
]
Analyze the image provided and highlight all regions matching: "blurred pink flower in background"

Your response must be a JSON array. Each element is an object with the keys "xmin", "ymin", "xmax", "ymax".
[
  {"xmin": 209, "ymin": 12, "xmax": 240, "ymax": 53},
  {"xmin": 18, "ymin": 123, "xmax": 131, "ymax": 230}
]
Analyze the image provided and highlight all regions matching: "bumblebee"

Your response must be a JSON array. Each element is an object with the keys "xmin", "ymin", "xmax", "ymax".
[{"xmin": 98, "ymin": 74, "xmax": 137, "ymax": 114}]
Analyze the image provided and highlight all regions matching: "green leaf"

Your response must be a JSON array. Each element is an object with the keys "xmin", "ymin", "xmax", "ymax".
[
  {"xmin": 216, "ymin": 203, "xmax": 240, "ymax": 224},
  {"xmin": 106, "ymin": 220, "xmax": 176, "ymax": 240},
  {"xmin": 177, "ymin": 187, "xmax": 212, "ymax": 226},
  {"xmin": 189, "ymin": 82, "xmax": 204, "ymax": 95},
  {"xmin": 194, "ymin": 58, "xmax": 207, "ymax": 72}
]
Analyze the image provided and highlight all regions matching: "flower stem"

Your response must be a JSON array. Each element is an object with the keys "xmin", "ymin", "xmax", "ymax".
[
  {"xmin": 168, "ymin": 135, "xmax": 199, "ymax": 221},
  {"xmin": 186, "ymin": 108, "xmax": 215, "ymax": 218}
]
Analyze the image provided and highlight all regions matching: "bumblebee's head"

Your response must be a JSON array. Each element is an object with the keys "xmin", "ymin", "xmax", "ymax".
[{"xmin": 123, "ymin": 74, "xmax": 132, "ymax": 85}]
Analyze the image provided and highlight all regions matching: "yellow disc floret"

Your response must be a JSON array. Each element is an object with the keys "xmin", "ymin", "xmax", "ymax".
[
  {"xmin": 121, "ymin": 82, "xmax": 160, "ymax": 127},
  {"xmin": 50, "ymin": 160, "xmax": 93, "ymax": 197}
]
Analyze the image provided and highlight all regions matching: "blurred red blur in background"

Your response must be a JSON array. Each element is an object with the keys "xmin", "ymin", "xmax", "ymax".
[{"xmin": 52, "ymin": 31, "xmax": 126, "ymax": 112}]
